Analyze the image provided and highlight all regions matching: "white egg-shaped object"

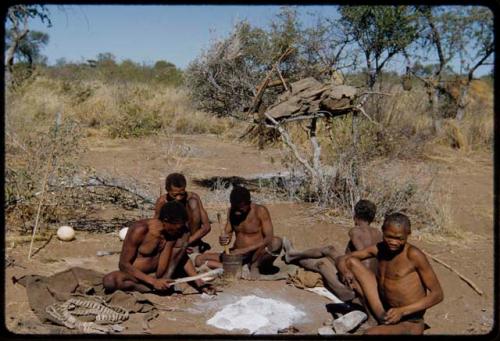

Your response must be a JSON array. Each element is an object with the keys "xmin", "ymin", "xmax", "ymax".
[
  {"xmin": 119, "ymin": 227, "xmax": 129, "ymax": 241},
  {"xmin": 57, "ymin": 225, "xmax": 75, "ymax": 241}
]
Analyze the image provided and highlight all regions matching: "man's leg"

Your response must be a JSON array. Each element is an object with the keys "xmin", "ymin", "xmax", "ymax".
[
  {"xmin": 364, "ymin": 321, "xmax": 425, "ymax": 335},
  {"xmin": 298, "ymin": 258, "xmax": 355, "ymax": 302},
  {"xmin": 195, "ymin": 252, "xmax": 223, "ymax": 269},
  {"xmin": 283, "ymin": 238, "xmax": 340, "ymax": 263},
  {"xmin": 345, "ymin": 257, "xmax": 386, "ymax": 322},
  {"xmin": 256, "ymin": 236, "xmax": 282, "ymax": 273},
  {"xmin": 103, "ymin": 271, "xmax": 152, "ymax": 293}
]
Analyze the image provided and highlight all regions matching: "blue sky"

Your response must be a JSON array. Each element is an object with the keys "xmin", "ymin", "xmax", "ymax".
[
  {"xmin": 23, "ymin": 5, "xmax": 493, "ymax": 76},
  {"xmin": 28, "ymin": 5, "xmax": 340, "ymax": 69}
]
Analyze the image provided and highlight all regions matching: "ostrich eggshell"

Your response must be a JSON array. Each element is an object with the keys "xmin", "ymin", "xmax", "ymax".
[
  {"xmin": 57, "ymin": 225, "xmax": 75, "ymax": 241},
  {"xmin": 119, "ymin": 227, "xmax": 129, "ymax": 241}
]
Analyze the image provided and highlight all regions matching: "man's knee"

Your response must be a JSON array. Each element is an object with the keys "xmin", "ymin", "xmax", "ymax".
[
  {"xmin": 322, "ymin": 245, "xmax": 339, "ymax": 258},
  {"xmin": 103, "ymin": 273, "xmax": 118, "ymax": 291},
  {"xmin": 271, "ymin": 236, "xmax": 282, "ymax": 252},
  {"xmin": 345, "ymin": 256, "xmax": 362, "ymax": 270}
]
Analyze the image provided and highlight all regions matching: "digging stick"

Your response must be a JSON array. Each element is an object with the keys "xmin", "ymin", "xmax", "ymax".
[
  {"xmin": 218, "ymin": 212, "xmax": 229, "ymax": 255},
  {"xmin": 422, "ymin": 250, "xmax": 483, "ymax": 296},
  {"xmin": 171, "ymin": 268, "xmax": 224, "ymax": 284},
  {"xmin": 28, "ymin": 157, "xmax": 52, "ymax": 260}
]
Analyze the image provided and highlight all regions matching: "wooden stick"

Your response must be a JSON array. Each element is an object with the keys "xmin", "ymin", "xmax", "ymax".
[
  {"xmin": 28, "ymin": 158, "xmax": 52, "ymax": 260},
  {"xmin": 422, "ymin": 250, "xmax": 483, "ymax": 296},
  {"xmin": 217, "ymin": 212, "xmax": 229, "ymax": 255},
  {"xmin": 172, "ymin": 268, "xmax": 224, "ymax": 284},
  {"xmin": 7, "ymin": 234, "xmax": 51, "ymax": 244}
]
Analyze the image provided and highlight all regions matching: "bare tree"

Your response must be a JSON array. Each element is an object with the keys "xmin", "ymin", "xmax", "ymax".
[
  {"xmin": 411, "ymin": 6, "xmax": 493, "ymax": 129},
  {"xmin": 5, "ymin": 5, "xmax": 51, "ymax": 79}
]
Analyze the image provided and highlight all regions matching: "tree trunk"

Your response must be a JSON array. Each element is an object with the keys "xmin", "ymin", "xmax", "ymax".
[
  {"xmin": 350, "ymin": 112, "xmax": 361, "ymax": 211},
  {"xmin": 431, "ymin": 88, "xmax": 442, "ymax": 133},
  {"xmin": 455, "ymin": 83, "xmax": 470, "ymax": 121},
  {"xmin": 257, "ymin": 102, "xmax": 266, "ymax": 150},
  {"xmin": 309, "ymin": 118, "xmax": 321, "ymax": 191}
]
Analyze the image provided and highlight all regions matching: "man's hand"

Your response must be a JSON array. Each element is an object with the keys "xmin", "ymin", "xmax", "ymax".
[
  {"xmin": 219, "ymin": 234, "xmax": 230, "ymax": 246},
  {"xmin": 152, "ymin": 278, "xmax": 173, "ymax": 291},
  {"xmin": 383, "ymin": 307, "xmax": 404, "ymax": 324},
  {"xmin": 339, "ymin": 270, "xmax": 355, "ymax": 288}
]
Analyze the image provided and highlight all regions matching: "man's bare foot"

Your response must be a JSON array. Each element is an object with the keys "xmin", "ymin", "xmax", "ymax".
[{"xmin": 282, "ymin": 237, "xmax": 296, "ymax": 264}]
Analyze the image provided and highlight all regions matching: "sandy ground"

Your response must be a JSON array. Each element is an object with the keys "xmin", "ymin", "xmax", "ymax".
[{"xmin": 5, "ymin": 133, "xmax": 495, "ymax": 336}]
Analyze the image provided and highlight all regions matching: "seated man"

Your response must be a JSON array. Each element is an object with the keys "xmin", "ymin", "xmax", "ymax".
[
  {"xmin": 280, "ymin": 199, "xmax": 382, "ymax": 302},
  {"xmin": 103, "ymin": 201, "xmax": 214, "ymax": 294},
  {"xmin": 335, "ymin": 213, "xmax": 444, "ymax": 335},
  {"xmin": 345, "ymin": 199, "xmax": 382, "ymax": 274},
  {"xmin": 154, "ymin": 173, "xmax": 212, "ymax": 277},
  {"xmin": 197, "ymin": 185, "xmax": 282, "ymax": 279}
]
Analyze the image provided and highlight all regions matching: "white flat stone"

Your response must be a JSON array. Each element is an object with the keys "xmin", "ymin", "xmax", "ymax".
[{"xmin": 333, "ymin": 310, "xmax": 367, "ymax": 334}]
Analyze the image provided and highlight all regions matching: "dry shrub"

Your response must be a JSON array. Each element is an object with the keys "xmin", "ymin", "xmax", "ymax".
[
  {"xmin": 5, "ymin": 114, "xmax": 86, "ymax": 234},
  {"xmin": 9, "ymin": 76, "xmax": 237, "ymax": 139},
  {"xmin": 421, "ymin": 192, "xmax": 464, "ymax": 239}
]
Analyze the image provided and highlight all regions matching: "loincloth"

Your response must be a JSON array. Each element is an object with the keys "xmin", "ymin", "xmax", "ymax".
[
  {"xmin": 187, "ymin": 246, "xmax": 201, "ymax": 264},
  {"xmin": 401, "ymin": 311, "xmax": 425, "ymax": 324},
  {"xmin": 382, "ymin": 300, "xmax": 425, "ymax": 324}
]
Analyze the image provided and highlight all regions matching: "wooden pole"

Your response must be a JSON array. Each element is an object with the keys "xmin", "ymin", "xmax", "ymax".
[
  {"xmin": 218, "ymin": 212, "xmax": 229, "ymax": 255},
  {"xmin": 422, "ymin": 250, "xmax": 483, "ymax": 296}
]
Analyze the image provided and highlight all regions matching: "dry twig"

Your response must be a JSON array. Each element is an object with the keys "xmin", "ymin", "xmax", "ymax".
[{"xmin": 422, "ymin": 250, "xmax": 483, "ymax": 296}]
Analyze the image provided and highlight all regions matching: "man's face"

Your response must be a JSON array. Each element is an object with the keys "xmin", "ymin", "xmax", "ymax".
[
  {"xmin": 167, "ymin": 185, "xmax": 187, "ymax": 203},
  {"xmin": 163, "ymin": 221, "xmax": 185, "ymax": 237},
  {"xmin": 231, "ymin": 202, "xmax": 251, "ymax": 216},
  {"xmin": 382, "ymin": 223, "xmax": 408, "ymax": 253}
]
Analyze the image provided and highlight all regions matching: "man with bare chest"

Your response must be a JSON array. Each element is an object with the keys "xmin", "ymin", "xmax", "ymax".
[
  {"xmin": 103, "ymin": 201, "xmax": 214, "ymax": 294},
  {"xmin": 197, "ymin": 186, "xmax": 282, "ymax": 279},
  {"xmin": 335, "ymin": 213, "xmax": 443, "ymax": 335},
  {"xmin": 153, "ymin": 173, "xmax": 212, "ymax": 277}
]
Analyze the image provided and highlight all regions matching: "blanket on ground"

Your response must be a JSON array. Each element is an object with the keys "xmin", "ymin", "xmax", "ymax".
[{"xmin": 13, "ymin": 267, "xmax": 162, "ymax": 334}]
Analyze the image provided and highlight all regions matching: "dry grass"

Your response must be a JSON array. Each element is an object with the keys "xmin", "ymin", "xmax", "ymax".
[{"xmin": 7, "ymin": 76, "xmax": 240, "ymax": 139}]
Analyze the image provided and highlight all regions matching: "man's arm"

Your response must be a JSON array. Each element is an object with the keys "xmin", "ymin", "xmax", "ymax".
[
  {"xmin": 187, "ymin": 194, "xmax": 211, "ymax": 245},
  {"xmin": 219, "ymin": 207, "xmax": 234, "ymax": 247},
  {"xmin": 153, "ymin": 195, "xmax": 166, "ymax": 219},
  {"xmin": 335, "ymin": 244, "xmax": 378, "ymax": 277},
  {"xmin": 384, "ymin": 246, "xmax": 444, "ymax": 324},
  {"xmin": 156, "ymin": 240, "xmax": 175, "ymax": 278},
  {"xmin": 118, "ymin": 224, "xmax": 156, "ymax": 287},
  {"xmin": 231, "ymin": 206, "xmax": 273, "ymax": 255},
  {"xmin": 349, "ymin": 228, "xmax": 369, "ymax": 251}
]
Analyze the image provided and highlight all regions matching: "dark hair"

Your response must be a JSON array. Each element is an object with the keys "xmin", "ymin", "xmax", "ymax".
[
  {"xmin": 230, "ymin": 185, "xmax": 251, "ymax": 205},
  {"xmin": 382, "ymin": 212, "xmax": 411, "ymax": 234},
  {"xmin": 354, "ymin": 199, "xmax": 377, "ymax": 223},
  {"xmin": 165, "ymin": 173, "xmax": 186, "ymax": 190},
  {"xmin": 159, "ymin": 201, "xmax": 188, "ymax": 224}
]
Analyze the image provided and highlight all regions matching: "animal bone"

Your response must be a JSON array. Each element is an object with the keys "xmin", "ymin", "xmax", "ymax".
[{"xmin": 172, "ymin": 268, "xmax": 223, "ymax": 285}]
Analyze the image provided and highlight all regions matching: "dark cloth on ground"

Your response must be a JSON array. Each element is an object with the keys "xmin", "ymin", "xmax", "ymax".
[{"xmin": 13, "ymin": 267, "xmax": 156, "ymax": 327}]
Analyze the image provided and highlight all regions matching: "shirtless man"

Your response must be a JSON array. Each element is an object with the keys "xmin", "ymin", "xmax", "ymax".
[
  {"xmin": 103, "ymin": 201, "xmax": 214, "ymax": 294},
  {"xmin": 335, "ymin": 213, "xmax": 444, "ymax": 335},
  {"xmin": 153, "ymin": 173, "xmax": 211, "ymax": 277},
  {"xmin": 197, "ymin": 185, "xmax": 282, "ymax": 279},
  {"xmin": 345, "ymin": 199, "xmax": 382, "ymax": 274},
  {"xmin": 280, "ymin": 199, "xmax": 381, "ymax": 302}
]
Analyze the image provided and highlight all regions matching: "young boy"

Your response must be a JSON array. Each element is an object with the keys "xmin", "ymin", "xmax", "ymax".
[
  {"xmin": 345, "ymin": 199, "xmax": 383, "ymax": 274},
  {"xmin": 281, "ymin": 199, "xmax": 382, "ymax": 302},
  {"xmin": 335, "ymin": 213, "xmax": 444, "ymax": 335}
]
